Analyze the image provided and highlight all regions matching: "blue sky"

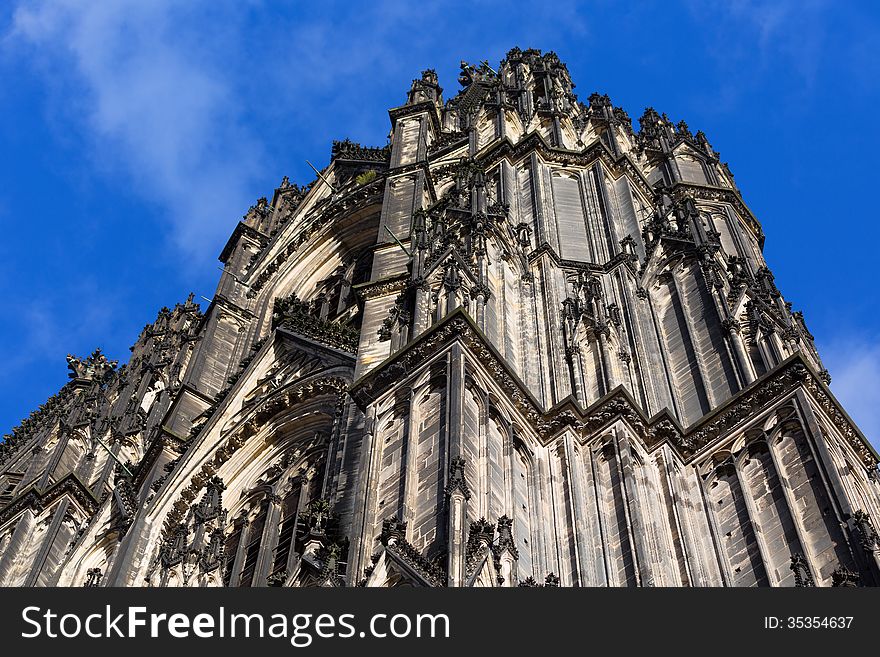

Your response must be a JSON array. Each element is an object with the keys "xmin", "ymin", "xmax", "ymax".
[{"xmin": 1, "ymin": 1, "xmax": 878, "ymax": 446}]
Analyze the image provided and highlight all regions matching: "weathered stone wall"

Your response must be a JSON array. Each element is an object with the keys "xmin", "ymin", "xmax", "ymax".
[{"xmin": 1, "ymin": 48, "xmax": 878, "ymax": 588}]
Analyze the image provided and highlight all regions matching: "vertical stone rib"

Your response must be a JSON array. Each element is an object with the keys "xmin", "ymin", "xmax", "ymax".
[
  {"xmin": 401, "ymin": 388, "xmax": 418, "ymax": 524},
  {"xmin": 580, "ymin": 446, "xmax": 609, "ymax": 586},
  {"xmin": 253, "ymin": 495, "xmax": 282, "ymax": 587},
  {"xmin": 737, "ymin": 440, "xmax": 805, "ymax": 586},
  {"xmin": 587, "ymin": 447, "xmax": 612, "ymax": 586},
  {"xmin": 559, "ymin": 435, "xmax": 584, "ymax": 585},
  {"xmin": 446, "ymin": 491, "xmax": 466, "ymax": 587},
  {"xmin": 227, "ymin": 518, "xmax": 249, "ymax": 587},
  {"xmin": 614, "ymin": 434, "xmax": 645, "ymax": 586},
  {"xmin": 657, "ymin": 451, "xmax": 694, "ymax": 586},
  {"xmin": 704, "ymin": 460, "xmax": 768, "ymax": 586},
  {"xmin": 767, "ymin": 409, "xmax": 857, "ymax": 584},
  {"xmin": 732, "ymin": 449, "xmax": 776, "ymax": 584},
  {"xmin": 351, "ymin": 405, "xmax": 378, "ymax": 579}
]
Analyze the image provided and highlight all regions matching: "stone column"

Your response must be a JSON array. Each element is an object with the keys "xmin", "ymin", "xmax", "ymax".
[
  {"xmin": 227, "ymin": 515, "xmax": 250, "ymax": 587},
  {"xmin": 402, "ymin": 387, "xmax": 418, "ymax": 524},
  {"xmin": 597, "ymin": 330, "xmax": 616, "ymax": 394},
  {"xmin": 351, "ymin": 404, "xmax": 378, "ymax": 583},
  {"xmin": 731, "ymin": 450, "xmax": 775, "ymax": 583},
  {"xmin": 253, "ymin": 495, "xmax": 282, "ymax": 587},
  {"xmin": 25, "ymin": 499, "xmax": 72, "ymax": 586},
  {"xmin": 565, "ymin": 345, "xmax": 586, "ymax": 406},
  {"xmin": 726, "ymin": 320, "xmax": 757, "ymax": 385},
  {"xmin": 562, "ymin": 431, "xmax": 592, "ymax": 585},
  {"xmin": 615, "ymin": 435, "xmax": 647, "ymax": 586},
  {"xmin": 0, "ymin": 508, "xmax": 36, "ymax": 585},
  {"xmin": 445, "ymin": 457, "xmax": 470, "ymax": 587}
]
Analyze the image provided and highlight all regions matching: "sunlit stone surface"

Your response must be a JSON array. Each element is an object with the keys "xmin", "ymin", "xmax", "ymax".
[{"xmin": 1, "ymin": 49, "xmax": 878, "ymax": 588}]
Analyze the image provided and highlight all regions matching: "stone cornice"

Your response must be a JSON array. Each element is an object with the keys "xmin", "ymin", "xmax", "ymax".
[
  {"xmin": 670, "ymin": 182, "xmax": 765, "ymax": 247},
  {"xmin": 218, "ymin": 221, "xmax": 268, "ymax": 264},
  {"xmin": 463, "ymin": 131, "xmax": 763, "ymax": 250},
  {"xmin": 801, "ymin": 371, "xmax": 879, "ymax": 468},
  {"xmin": 274, "ymin": 304, "xmax": 360, "ymax": 355},
  {"xmin": 159, "ymin": 368, "xmax": 350, "ymax": 539},
  {"xmin": 527, "ymin": 243, "xmax": 603, "ymax": 271},
  {"xmin": 473, "ymin": 132, "xmax": 657, "ymax": 203},
  {"xmin": 352, "ymin": 274, "xmax": 409, "ymax": 301},
  {"xmin": 388, "ymin": 101, "xmax": 442, "ymax": 134},
  {"xmin": 0, "ymin": 472, "xmax": 99, "ymax": 528},
  {"xmin": 684, "ymin": 357, "xmax": 812, "ymax": 459},
  {"xmin": 527, "ymin": 242, "xmax": 639, "ymax": 277},
  {"xmin": 349, "ymin": 309, "xmax": 877, "ymax": 467},
  {"xmin": 246, "ymin": 177, "xmax": 385, "ymax": 296},
  {"xmin": 331, "ymin": 139, "xmax": 392, "ymax": 164},
  {"xmin": 132, "ymin": 427, "xmax": 188, "ymax": 490}
]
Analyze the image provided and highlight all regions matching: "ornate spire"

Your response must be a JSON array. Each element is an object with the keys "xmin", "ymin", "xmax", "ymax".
[{"xmin": 66, "ymin": 349, "xmax": 118, "ymax": 382}]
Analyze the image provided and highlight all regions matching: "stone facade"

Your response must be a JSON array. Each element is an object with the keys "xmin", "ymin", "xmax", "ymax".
[{"xmin": 2, "ymin": 48, "xmax": 879, "ymax": 588}]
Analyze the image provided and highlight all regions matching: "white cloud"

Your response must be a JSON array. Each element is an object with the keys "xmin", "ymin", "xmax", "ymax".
[
  {"xmin": 685, "ymin": 0, "xmax": 833, "ymax": 102},
  {"xmin": 3, "ymin": 1, "xmax": 449, "ymax": 260},
  {"xmin": 821, "ymin": 336, "xmax": 880, "ymax": 450},
  {"xmin": 7, "ymin": 1, "xmax": 262, "ymax": 259},
  {"xmin": 4, "ymin": 0, "xmax": 599, "ymax": 266}
]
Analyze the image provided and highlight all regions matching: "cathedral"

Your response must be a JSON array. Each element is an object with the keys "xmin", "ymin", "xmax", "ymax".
[{"xmin": 1, "ymin": 48, "xmax": 878, "ymax": 588}]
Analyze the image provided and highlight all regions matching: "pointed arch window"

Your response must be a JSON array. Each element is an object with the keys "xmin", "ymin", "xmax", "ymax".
[
  {"xmin": 222, "ymin": 515, "xmax": 246, "ymax": 586},
  {"xmin": 238, "ymin": 498, "xmax": 269, "ymax": 587},
  {"xmin": 551, "ymin": 172, "xmax": 591, "ymax": 262},
  {"xmin": 270, "ymin": 478, "xmax": 303, "ymax": 579}
]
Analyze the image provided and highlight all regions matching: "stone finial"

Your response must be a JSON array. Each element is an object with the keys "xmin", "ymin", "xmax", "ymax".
[
  {"xmin": 468, "ymin": 518, "xmax": 495, "ymax": 547},
  {"xmin": 831, "ymin": 566, "xmax": 860, "ymax": 587},
  {"xmin": 445, "ymin": 456, "xmax": 471, "ymax": 500},
  {"xmin": 495, "ymin": 515, "xmax": 519, "ymax": 559},
  {"xmin": 302, "ymin": 498, "xmax": 333, "ymax": 536},
  {"xmin": 66, "ymin": 349, "xmax": 118, "ymax": 381},
  {"xmin": 83, "ymin": 568, "xmax": 103, "ymax": 588},
  {"xmin": 380, "ymin": 518, "xmax": 407, "ymax": 547},
  {"xmin": 790, "ymin": 553, "xmax": 815, "ymax": 587}
]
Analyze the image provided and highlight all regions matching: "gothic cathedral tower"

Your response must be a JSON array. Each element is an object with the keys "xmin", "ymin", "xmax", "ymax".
[{"xmin": 1, "ymin": 49, "xmax": 878, "ymax": 588}]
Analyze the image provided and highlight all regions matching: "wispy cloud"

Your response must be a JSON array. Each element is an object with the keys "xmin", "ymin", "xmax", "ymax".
[
  {"xmin": 684, "ymin": 0, "xmax": 835, "ymax": 111},
  {"xmin": 4, "ymin": 0, "xmax": 593, "ymax": 263},
  {"xmin": 3, "ymin": 1, "xmax": 446, "ymax": 260},
  {"xmin": 821, "ymin": 335, "xmax": 880, "ymax": 450},
  {"xmin": 6, "ymin": 1, "xmax": 262, "ymax": 259},
  {"xmin": 1, "ymin": 276, "xmax": 121, "ymax": 371}
]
